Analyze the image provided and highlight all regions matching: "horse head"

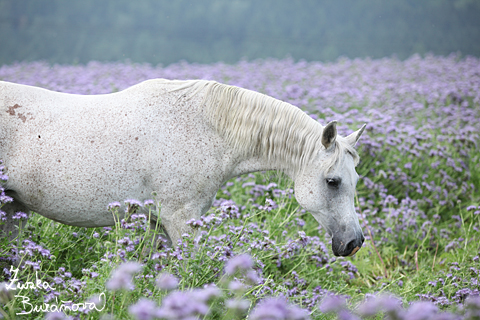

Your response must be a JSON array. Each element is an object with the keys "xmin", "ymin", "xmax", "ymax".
[{"xmin": 294, "ymin": 121, "xmax": 366, "ymax": 256}]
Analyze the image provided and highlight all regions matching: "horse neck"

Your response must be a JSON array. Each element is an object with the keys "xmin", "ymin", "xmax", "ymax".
[{"xmin": 230, "ymin": 155, "xmax": 296, "ymax": 180}]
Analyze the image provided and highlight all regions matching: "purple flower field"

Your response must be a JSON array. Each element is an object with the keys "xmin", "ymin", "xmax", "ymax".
[{"xmin": 1, "ymin": 55, "xmax": 480, "ymax": 319}]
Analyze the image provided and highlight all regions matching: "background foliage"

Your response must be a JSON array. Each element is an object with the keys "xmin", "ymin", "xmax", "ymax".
[{"xmin": 1, "ymin": 0, "xmax": 480, "ymax": 65}]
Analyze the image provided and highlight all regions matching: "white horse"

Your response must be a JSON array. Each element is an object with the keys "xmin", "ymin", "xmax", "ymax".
[{"xmin": 0, "ymin": 79, "xmax": 366, "ymax": 256}]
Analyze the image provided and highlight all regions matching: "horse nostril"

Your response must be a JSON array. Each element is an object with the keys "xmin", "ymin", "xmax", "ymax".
[
  {"xmin": 346, "ymin": 239, "xmax": 356, "ymax": 253},
  {"xmin": 345, "ymin": 236, "xmax": 363, "ymax": 256},
  {"xmin": 332, "ymin": 235, "xmax": 364, "ymax": 257}
]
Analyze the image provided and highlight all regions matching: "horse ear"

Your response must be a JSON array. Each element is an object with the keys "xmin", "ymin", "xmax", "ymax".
[
  {"xmin": 321, "ymin": 120, "xmax": 337, "ymax": 149},
  {"xmin": 345, "ymin": 124, "xmax": 367, "ymax": 147}
]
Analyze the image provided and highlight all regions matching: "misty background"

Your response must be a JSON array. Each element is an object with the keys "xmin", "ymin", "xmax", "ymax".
[{"xmin": 1, "ymin": 0, "xmax": 479, "ymax": 66}]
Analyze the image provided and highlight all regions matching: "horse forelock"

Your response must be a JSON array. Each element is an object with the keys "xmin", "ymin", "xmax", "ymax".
[{"xmin": 322, "ymin": 138, "xmax": 360, "ymax": 173}]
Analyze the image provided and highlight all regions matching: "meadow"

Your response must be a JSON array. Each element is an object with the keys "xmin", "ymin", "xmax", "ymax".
[{"xmin": 0, "ymin": 54, "xmax": 479, "ymax": 319}]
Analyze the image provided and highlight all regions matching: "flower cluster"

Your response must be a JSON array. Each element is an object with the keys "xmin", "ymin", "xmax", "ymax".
[{"xmin": 0, "ymin": 55, "xmax": 479, "ymax": 319}]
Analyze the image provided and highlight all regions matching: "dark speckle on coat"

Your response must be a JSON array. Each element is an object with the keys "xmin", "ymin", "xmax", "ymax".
[{"xmin": 6, "ymin": 104, "xmax": 22, "ymax": 116}]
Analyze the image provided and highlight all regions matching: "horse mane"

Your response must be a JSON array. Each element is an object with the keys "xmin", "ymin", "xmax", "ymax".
[{"xmin": 168, "ymin": 79, "xmax": 359, "ymax": 173}]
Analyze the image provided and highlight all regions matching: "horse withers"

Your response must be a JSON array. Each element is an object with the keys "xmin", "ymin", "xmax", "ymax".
[{"xmin": 0, "ymin": 79, "xmax": 365, "ymax": 256}]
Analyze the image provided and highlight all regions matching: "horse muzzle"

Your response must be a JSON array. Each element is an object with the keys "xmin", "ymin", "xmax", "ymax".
[{"xmin": 332, "ymin": 232, "xmax": 365, "ymax": 257}]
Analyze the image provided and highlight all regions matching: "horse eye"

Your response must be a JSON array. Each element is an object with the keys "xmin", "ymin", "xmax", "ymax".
[{"xmin": 326, "ymin": 178, "xmax": 341, "ymax": 188}]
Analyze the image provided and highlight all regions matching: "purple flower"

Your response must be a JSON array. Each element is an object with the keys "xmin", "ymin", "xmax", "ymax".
[
  {"xmin": 106, "ymin": 261, "xmax": 142, "ymax": 291},
  {"xmin": 125, "ymin": 199, "xmax": 143, "ymax": 207},
  {"xmin": 156, "ymin": 272, "xmax": 179, "ymax": 290},
  {"xmin": 129, "ymin": 298, "xmax": 159, "ymax": 320},
  {"xmin": 0, "ymin": 194, "xmax": 13, "ymax": 203},
  {"xmin": 249, "ymin": 297, "xmax": 310, "ymax": 320},
  {"xmin": 118, "ymin": 237, "xmax": 133, "ymax": 246},
  {"xmin": 131, "ymin": 213, "xmax": 147, "ymax": 221},
  {"xmin": 107, "ymin": 201, "xmax": 121, "ymax": 210},
  {"xmin": 12, "ymin": 211, "xmax": 28, "ymax": 220},
  {"xmin": 319, "ymin": 295, "xmax": 349, "ymax": 313},
  {"xmin": 45, "ymin": 311, "xmax": 70, "ymax": 320},
  {"xmin": 157, "ymin": 291, "xmax": 210, "ymax": 319},
  {"xmin": 25, "ymin": 260, "xmax": 40, "ymax": 270},
  {"xmin": 186, "ymin": 218, "xmax": 204, "ymax": 228},
  {"xmin": 225, "ymin": 254, "xmax": 254, "ymax": 275},
  {"xmin": 337, "ymin": 310, "xmax": 361, "ymax": 320},
  {"xmin": 404, "ymin": 301, "xmax": 438, "ymax": 320},
  {"xmin": 357, "ymin": 294, "xmax": 403, "ymax": 317},
  {"xmin": 264, "ymin": 198, "xmax": 278, "ymax": 211},
  {"xmin": 226, "ymin": 299, "xmax": 250, "ymax": 313},
  {"xmin": 192, "ymin": 285, "xmax": 222, "ymax": 302},
  {"xmin": 143, "ymin": 199, "xmax": 154, "ymax": 206},
  {"xmin": 246, "ymin": 269, "xmax": 260, "ymax": 284},
  {"xmin": 228, "ymin": 280, "xmax": 246, "ymax": 293}
]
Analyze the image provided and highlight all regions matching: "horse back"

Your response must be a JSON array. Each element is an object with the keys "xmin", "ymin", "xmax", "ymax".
[{"xmin": 0, "ymin": 80, "xmax": 232, "ymax": 226}]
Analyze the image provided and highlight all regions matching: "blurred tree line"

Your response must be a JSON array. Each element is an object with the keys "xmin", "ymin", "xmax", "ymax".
[{"xmin": 0, "ymin": 0, "xmax": 479, "ymax": 65}]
